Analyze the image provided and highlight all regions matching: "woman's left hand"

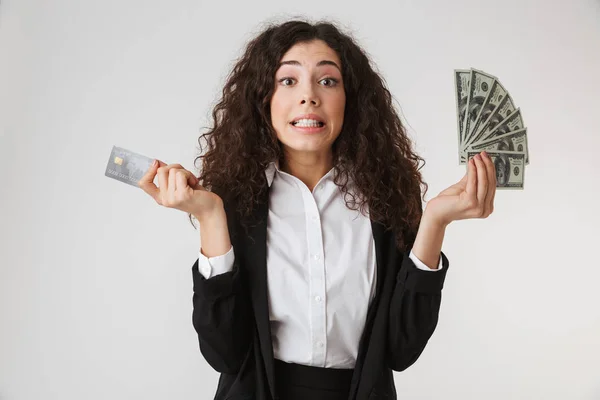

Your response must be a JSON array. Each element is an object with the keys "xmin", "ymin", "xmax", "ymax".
[{"xmin": 424, "ymin": 151, "xmax": 497, "ymax": 227}]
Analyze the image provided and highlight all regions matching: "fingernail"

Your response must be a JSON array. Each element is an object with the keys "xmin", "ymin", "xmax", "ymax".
[
  {"xmin": 152, "ymin": 159, "xmax": 158, "ymax": 167},
  {"xmin": 482, "ymin": 151, "xmax": 488, "ymax": 158}
]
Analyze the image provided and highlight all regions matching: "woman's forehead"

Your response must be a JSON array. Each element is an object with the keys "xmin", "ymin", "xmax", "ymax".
[
  {"xmin": 277, "ymin": 59, "xmax": 341, "ymax": 74},
  {"xmin": 280, "ymin": 40, "xmax": 341, "ymax": 65}
]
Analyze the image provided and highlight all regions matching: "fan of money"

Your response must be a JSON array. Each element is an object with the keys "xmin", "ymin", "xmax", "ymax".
[{"xmin": 454, "ymin": 68, "xmax": 529, "ymax": 190}]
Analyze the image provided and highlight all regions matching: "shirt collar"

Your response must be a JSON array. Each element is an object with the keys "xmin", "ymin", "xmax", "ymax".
[
  {"xmin": 265, "ymin": 160, "xmax": 279, "ymax": 187},
  {"xmin": 264, "ymin": 159, "xmax": 339, "ymax": 188}
]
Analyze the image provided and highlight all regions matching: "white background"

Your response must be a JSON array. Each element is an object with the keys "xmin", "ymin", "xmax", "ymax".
[{"xmin": 1, "ymin": 0, "xmax": 599, "ymax": 399}]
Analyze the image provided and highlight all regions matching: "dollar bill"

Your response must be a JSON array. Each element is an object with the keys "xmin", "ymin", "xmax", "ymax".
[
  {"xmin": 477, "ymin": 108, "xmax": 525, "ymax": 146},
  {"xmin": 454, "ymin": 69, "xmax": 471, "ymax": 157},
  {"xmin": 466, "ymin": 93, "xmax": 516, "ymax": 150},
  {"xmin": 467, "ymin": 150, "xmax": 525, "ymax": 189},
  {"xmin": 462, "ymin": 69, "xmax": 496, "ymax": 152},
  {"xmin": 468, "ymin": 128, "xmax": 529, "ymax": 165},
  {"xmin": 463, "ymin": 79, "xmax": 508, "ymax": 149},
  {"xmin": 105, "ymin": 145, "xmax": 155, "ymax": 188}
]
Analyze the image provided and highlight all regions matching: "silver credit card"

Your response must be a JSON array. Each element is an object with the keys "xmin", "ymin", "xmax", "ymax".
[{"xmin": 105, "ymin": 145, "xmax": 154, "ymax": 188}]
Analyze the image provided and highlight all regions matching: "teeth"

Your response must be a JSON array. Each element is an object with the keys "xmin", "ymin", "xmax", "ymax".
[{"xmin": 292, "ymin": 119, "xmax": 324, "ymax": 127}]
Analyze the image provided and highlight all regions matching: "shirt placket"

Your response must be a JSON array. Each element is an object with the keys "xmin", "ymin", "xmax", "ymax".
[{"xmin": 304, "ymin": 189, "xmax": 327, "ymax": 366}]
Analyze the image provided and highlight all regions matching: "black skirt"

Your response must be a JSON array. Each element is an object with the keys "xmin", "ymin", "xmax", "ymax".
[{"xmin": 274, "ymin": 358, "xmax": 354, "ymax": 400}]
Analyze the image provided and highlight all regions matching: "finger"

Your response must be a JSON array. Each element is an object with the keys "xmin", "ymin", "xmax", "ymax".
[
  {"xmin": 482, "ymin": 152, "xmax": 497, "ymax": 212},
  {"xmin": 176, "ymin": 168, "xmax": 198, "ymax": 189},
  {"xmin": 474, "ymin": 153, "xmax": 488, "ymax": 206},
  {"xmin": 184, "ymin": 170, "xmax": 199, "ymax": 189},
  {"xmin": 168, "ymin": 168, "xmax": 197, "ymax": 191},
  {"xmin": 175, "ymin": 170, "xmax": 189, "ymax": 193},
  {"xmin": 189, "ymin": 173, "xmax": 199, "ymax": 188},
  {"xmin": 138, "ymin": 160, "xmax": 158, "ymax": 191},
  {"xmin": 478, "ymin": 152, "xmax": 493, "ymax": 215},
  {"xmin": 466, "ymin": 156, "xmax": 477, "ymax": 198},
  {"xmin": 139, "ymin": 159, "xmax": 165, "ymax": 201},
  {"xmin": 157, "ymin": 164, "xmax": 170, "ymax": 202},
  {"xmin": 168, "ymin": 168, "xmax": 178, "ymax": 199}
]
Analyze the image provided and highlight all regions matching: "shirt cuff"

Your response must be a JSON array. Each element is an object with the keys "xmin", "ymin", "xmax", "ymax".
[
  {"xmin": 197, "ymin": 245, "xmax": 235, "ymax": 279},
  {"xmin": 409, "ymin": 249, "xmax": 443, "ymax": 271}
]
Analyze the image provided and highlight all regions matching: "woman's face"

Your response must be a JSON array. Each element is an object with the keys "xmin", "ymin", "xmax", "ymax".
[{"xmin": 270, "ymin": 39, "xmax": 345, "ymax": 158}]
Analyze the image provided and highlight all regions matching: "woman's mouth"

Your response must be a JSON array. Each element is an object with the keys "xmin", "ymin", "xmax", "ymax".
[{"xmin": 290, "ymin": 121, "xmax": 326, "ymax": 134}]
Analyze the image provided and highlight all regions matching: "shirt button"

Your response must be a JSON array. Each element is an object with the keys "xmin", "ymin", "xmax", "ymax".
[
  {"xmin": 317, "ymin": 341, "xmax": 324, "ymax": 348},
  {"xmin": 312, "ymin": 215, "xmax": 318, "ymax": 221},
  {"xmin": 315, "ymin": 295, "xmax": 322, "ymax": 302},
  {"xmin": 313, "ymin": 254, "xmax": 320, "ymax": 261}
]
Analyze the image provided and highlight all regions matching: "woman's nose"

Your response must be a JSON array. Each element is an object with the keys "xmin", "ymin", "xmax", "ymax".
[
  {"xmin": 300, "ymin": 91, "xmax": 320, "ymax": 106},
  {"xmin": 301, "ymin": 98, "xmax": 319, "ymax": 105},
  {"xmin": 299, "ymin": 82, "xmax": 320, "ymax": 106}
]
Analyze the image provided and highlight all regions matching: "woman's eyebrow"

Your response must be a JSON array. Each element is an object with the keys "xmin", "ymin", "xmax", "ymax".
[{"xmin": 278, "ymin": 60, "xmax": 341, "ymax": 72}]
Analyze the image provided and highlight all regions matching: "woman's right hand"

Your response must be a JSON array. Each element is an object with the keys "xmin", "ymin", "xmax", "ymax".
[{"xmin": 138, "ymin": 160, "xmax": 223, "ymax": 218}]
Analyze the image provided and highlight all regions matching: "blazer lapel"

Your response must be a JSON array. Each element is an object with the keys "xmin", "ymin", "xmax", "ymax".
[
  {"xmin": 242, "ymin": 183, "xmax": 277, "ymax": 400},
  {"xmin": 348, "ymin": 217, "xmax": 390, "ymax": 399}
]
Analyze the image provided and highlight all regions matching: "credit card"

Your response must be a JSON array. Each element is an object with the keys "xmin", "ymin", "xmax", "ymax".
[{"xmin": 104, "ymin": 145, "xmax": 154, "ymax": 188}]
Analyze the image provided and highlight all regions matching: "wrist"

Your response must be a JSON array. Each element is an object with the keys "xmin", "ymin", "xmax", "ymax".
[
  {"xmin": 193, "ymin": 201, "xmax": 225, "ymax": 223},
  {"xmin": 422, "ymin": 208, "xmax": 450, "ymax": 230}
]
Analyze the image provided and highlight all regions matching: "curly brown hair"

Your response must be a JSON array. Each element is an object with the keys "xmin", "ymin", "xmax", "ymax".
[{"xmin": 188, "ymin": 18, "xmax": 429, "ymax": 252}]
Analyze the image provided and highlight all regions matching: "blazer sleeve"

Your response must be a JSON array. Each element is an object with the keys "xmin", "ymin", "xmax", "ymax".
[
  {"xmin": 190, "ymin": 188, "xmax": 252, "ymax": 374},
  {"xmin": 387, "ymin": 249, "xmax": 450, "ymax": 371},
  {"xmin": 191, "ymin": 255, "xmax": 252, "ymax": 374}
]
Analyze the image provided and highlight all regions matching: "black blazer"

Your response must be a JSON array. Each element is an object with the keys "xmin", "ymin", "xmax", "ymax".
[{"xmin": 191, "ymin": 182, "xmax": 450, "ymax": 400}]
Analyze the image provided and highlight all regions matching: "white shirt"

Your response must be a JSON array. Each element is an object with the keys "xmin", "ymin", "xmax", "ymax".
[{"xmin": 197, "ymin": 161, "xmax": 443, "ymax": 369}]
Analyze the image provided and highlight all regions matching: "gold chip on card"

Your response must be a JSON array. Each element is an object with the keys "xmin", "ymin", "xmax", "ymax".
[{"xmin": 114, "ymin": 156, "xmax": 123, "ymax": 165}]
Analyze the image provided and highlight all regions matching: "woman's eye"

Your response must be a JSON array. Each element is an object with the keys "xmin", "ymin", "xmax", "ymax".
[{"xmin": 320, "ymin": 77, "xmax": 338, "ymax": 86}]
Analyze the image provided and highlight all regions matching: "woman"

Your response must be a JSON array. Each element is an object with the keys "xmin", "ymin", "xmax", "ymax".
[{"xmin": 139, "ymin": 19, "xmax": 496, "ymax": 400}]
